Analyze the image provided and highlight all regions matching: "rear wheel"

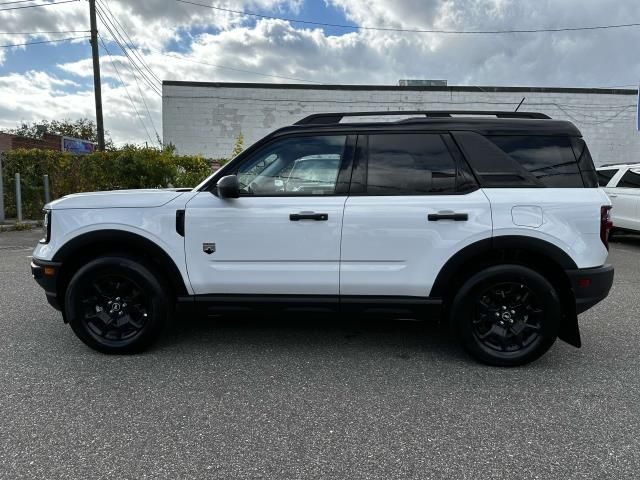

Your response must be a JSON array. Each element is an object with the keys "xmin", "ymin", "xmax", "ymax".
[
  {"xmin": 65, "ymin": 256, "xmax": 169, "ymax": 354},
  {"xmin": 451, "ymin": 265, "xmax": 560, "ymax": 366}
]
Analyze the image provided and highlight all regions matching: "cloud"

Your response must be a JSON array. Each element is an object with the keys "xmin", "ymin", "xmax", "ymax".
[
  {"xmin": 0, "ymin": 69, "xmax": 161, "ymax": 145},
  {"xmin": 1, "ymin": 0, "xmax": 639, "ymax": 146}
]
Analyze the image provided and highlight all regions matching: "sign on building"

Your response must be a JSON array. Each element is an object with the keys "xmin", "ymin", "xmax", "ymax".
[{"xmin": 62, "ymin": 136, "xmax": 95, "ymax": 154}]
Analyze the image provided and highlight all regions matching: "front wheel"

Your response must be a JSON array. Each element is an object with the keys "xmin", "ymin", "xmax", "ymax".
[
  {"xmin": 451, "ymin": 265, "xmax": 560, "ymax": 367},
  {"xmin": 65, "ymin": 256, "xmax": 169, "ymax": 354}
]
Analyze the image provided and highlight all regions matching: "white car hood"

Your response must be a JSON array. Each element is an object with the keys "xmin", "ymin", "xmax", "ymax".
[{"xmin": 46, "ymin": 189, "xmax": 190, "ymax": 210}]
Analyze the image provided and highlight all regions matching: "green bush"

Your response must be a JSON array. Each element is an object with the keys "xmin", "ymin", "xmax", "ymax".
[{"xmin": 1, "ymin": 146, "xmax": 211, "ymax": 219}]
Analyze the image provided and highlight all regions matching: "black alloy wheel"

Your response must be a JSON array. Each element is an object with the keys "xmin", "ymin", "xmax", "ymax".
[
  {"xmin": 452, "ymin": 265, "xmax": 560, "ymax": 366},
  {"xmin": 79, "ymin": 274, "xmax": 149, "ymax": 343},
  {"xmin": 65, "ymin": 256, "xmax": 169, "ymax": 353},
  {"xmin": 472, "ymin": 282, "xmax": 543, "ymax": 354}
]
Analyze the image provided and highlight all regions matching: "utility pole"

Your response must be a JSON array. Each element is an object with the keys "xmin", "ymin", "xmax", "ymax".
[{"xmin": 89, "ymin": 0, "xmax": 105, "ymax": 151}]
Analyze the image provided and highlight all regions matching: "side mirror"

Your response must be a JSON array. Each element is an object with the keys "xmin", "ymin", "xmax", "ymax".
[{"xmin": 216, "ymin": 175, "xmax": 240, "ymax": 199}]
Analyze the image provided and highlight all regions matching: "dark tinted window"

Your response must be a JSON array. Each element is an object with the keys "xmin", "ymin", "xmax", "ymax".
[
  {"xmin": 489, "ymin": 136, "xmax": 583, "ymax": 187},
  {"xmin": 366, "ymin": 134, "xmax": 456, "ymax": 195},
  {"xmin": 597, "ymin": 169, "xmax": 618, "ymax": 187},
  {"xmin": 452, "ymin": 132, "xmax": 540, "ymax": 188},
  {"xmin": 571, "ymin": 137, "xmax": 598, "ymax": 188},
  {"xmin": 618, "ymin": 169, "xmax": 640, "ymax": 188}
]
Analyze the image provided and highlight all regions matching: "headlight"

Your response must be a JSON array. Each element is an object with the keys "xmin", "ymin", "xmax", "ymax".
[{"xmin": 40, "ymin": 210, "xmax": 51, "ymax": 244}]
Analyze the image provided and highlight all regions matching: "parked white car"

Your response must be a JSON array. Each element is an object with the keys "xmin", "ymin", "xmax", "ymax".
[{"xmin": 597, "ymin": 163, "xmax": 640, "ymax": 233}]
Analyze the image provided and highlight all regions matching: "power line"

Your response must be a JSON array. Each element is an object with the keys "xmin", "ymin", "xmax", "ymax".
[
  {"xmin": 0, "ymin": 35, "xmax": 88, "ymax": 48},
  {"xmin": 90, "ymin": 9, "xmax": 323, "ymax": 86},
  {"xmin": 95, "ymin": 8, "xmax": 161, "ymax": 95},
  {"xmin": 98, "ymin": 31, "xmax": 160, "ymax": 142},
  {"xmin": 0, "ymin": 0, "xmax": 79, "ymax": 12},
  {"xmin": 0, "ymin": 0, "xmax": 44, "ymax": 5},
  {"xmin": 97, "ymin": 1, "xmax": 162, "ymax": 144},
  {"xmin": 98, "ymin": 34, "xmax": 154, "ymax": 145},
  {"xmin": 94, "ymin": 6, "xmax": 161, "ymax": 93},
  {"xmin": 96, "ymin": 0, "xmax": 161, "ymax": 84},
  {"xmin": 175, "ymin": 0, "xmax": 640, "ymax": 35},
  {"xmin": 0, "ymin": 29, "xmax": 89, "ymax": 34}
]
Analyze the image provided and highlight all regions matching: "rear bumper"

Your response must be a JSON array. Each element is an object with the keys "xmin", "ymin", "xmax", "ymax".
[
  {"xmin": 31, "ymin": 258, "xmax": 62, "ymax": 311},
  {"xmin": 566, "ymin": 264, "xmax": 614, "ymax": 314}
]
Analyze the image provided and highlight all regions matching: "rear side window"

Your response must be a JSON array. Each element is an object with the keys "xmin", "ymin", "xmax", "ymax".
[
  {"xmin": 365, "ymin": 134, "xmax": 457, "ymax": 195},
  {"xmin": 488, "ymin": 136, "xmax": 583, "ymax": 188},
  {"xmin": 597, "ymin": 169, "xmax": 618, "ymax": 187},
  {"xmin": 617, "ymin": 169, "xmax": 640, "ymax": 188}
]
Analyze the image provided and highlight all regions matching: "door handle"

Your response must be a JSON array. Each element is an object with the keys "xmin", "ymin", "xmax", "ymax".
[
  {"xmin": 289, "ymin": 212, "xmax": 329, "ymax": 221},
  {"xmin": 428, "ymin": 212, "xmax": 469, "ymax": 221},
  {"xmin": 609, "ymin": 194, "xmax": 618, "ymax": 198}
]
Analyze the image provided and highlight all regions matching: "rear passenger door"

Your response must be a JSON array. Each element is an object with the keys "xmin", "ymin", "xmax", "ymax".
[{"xmin": 340, "ymin": 132, "xmax": 492, "ymax": 298}]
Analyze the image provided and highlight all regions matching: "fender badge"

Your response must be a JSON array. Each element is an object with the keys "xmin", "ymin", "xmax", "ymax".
[{"xmin": 202, "ymin": 243, "xmax": 216, "ymax": 255}]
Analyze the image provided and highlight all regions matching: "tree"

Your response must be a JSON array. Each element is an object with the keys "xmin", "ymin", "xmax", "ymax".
[
  {"xmin": 231, "ymin": 132, "xmax": 244, "ymax": 158},
  {"xmin": 9, "ymin": 118, "xmax": 114, "ymax": 149}
]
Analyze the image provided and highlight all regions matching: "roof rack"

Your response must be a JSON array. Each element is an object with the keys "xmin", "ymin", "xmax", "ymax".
[
  {"xmin": 599, "ymin": 162, "xmax": 640, "ymax": 168},
  {"xmin": 294, "ymin": 110, "xmax": 551, "ymax": 125}
]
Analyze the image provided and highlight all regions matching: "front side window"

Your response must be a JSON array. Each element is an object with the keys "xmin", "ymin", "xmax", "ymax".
[
  {"xmin": 617, "ymin": 169, "xmax": 640, "ymax": 188},
  {"xmin": 597, "ymin": 169, "xmax": 618, "ymax": 187},
  {"xmin": 236, "ymin": 135, "xmax": 346, "ymax": 196},
  {"xmin": 365, "ymin": 134, "xmax": 457, "ymax": 195}
]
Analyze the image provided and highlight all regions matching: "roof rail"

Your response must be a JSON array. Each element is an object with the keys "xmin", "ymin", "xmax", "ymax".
[
  {"xmin": 294, "ymin": 110, "xmax": 551, "ymax": 125},
  {"xmin": 599, "ymin": 162, "xmax": 640, "ymax": 168}
]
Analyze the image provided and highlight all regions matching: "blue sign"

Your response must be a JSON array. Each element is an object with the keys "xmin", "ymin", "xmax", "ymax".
[{"xmin": 62, "ymin": 136, "xmax": 95, "ymax": 154}]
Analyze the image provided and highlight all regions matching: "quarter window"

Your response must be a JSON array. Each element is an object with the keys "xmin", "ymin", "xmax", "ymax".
[
  {"xmin": 488, "ymin": 136, "xmax": 583, "ymax": 188},
  {"xmin": 236, "ymin": 135, "xmax": 346, "ymax": 196},
  {"xmin": 365, "ymin": 134, "xmax": 457, "ymax": 195},
  {"xmin": 617, "ymin": 169, "xmax": 640, "ymax": 188},
  {"xmin": 597, "ymin": 169, "xmax": 618, "ymax": 187}
]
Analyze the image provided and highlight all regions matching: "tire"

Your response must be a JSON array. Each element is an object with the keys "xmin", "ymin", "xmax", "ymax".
[
  {"xmin": 64, "ymin": 255, "xmax": 169, "ymax": 354},
  {"xmin": 451, "ymin": 265, "xmax": 560, "ymax": 367}
]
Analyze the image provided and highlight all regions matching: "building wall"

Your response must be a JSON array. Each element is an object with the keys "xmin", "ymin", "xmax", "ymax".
[
  {"xmin": 11, "ymin": 133, "xmax": 62, "ymax": 151},
  {"xmin": 0, "ymin": 132, "xmax": 63, "ymax": 154},
  {"xmin": 0, "ymin": 133, "xmax": 11, "ymax": 156},
  {"xmin": 163, "ymin": 82, "xmax": 640, "ymax": 166}
]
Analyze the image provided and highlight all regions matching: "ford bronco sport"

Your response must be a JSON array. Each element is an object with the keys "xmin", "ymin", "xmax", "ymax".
[{"xmin": 31, "ymin": 111, "xmax": 614, "ymax": 366}]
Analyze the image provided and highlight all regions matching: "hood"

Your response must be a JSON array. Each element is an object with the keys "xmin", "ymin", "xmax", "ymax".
[{"xmin": 46, "ymin": 188, "xmax": 191, "ymax": 210}]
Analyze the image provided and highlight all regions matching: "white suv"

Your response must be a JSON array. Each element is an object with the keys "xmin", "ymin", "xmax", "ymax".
[
  {"xmin": 597, "ymin": 163, "xmax": 640, "ymax": 233},
  {"xmin": 31, "ymin": 111, "xmax": 614, "ymax": 366}
]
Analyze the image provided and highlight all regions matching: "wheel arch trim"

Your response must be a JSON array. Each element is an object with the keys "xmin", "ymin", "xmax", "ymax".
[
  {"xmin": 430, "ymin": 235, "xmax": 578, "ymax": 298},
  {"xmin": 52, "ymin": 228, "xmax": 190, "ymax": 296}
]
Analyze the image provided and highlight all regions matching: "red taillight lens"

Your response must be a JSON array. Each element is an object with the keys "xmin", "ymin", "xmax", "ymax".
[
  {"xmin": 577, "ymin": 278, "xmax": 592, "ymax": 288},
  {"xmin": 600, "ymin": 205, "xmax": 613, "ymax": 250}
]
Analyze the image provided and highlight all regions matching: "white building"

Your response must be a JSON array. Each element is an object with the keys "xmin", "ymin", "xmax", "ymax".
[{"xmin": 162, "ymin": 81, "xmax": 639, "ymax": 165}]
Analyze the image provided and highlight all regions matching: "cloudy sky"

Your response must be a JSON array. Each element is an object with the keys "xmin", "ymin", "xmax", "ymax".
[{"xmin": 0, "ymin": 0, "xmax": 639, "ymax": 145}]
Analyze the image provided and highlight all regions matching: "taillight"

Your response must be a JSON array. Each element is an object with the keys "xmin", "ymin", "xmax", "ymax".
[{"xmin": 600, "ymin": 205, "xmax": 613, "ymax": 250}]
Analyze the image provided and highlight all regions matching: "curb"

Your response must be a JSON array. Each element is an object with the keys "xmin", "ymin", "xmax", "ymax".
[{"xmin": 0, "ymin": 221, "xmax": 40, "ymax": 233}]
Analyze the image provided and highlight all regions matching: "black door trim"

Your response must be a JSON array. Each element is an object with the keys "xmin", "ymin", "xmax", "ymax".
[{"xmin": 176, "ymin": 294, "xmax": 442, "ymax": 318}]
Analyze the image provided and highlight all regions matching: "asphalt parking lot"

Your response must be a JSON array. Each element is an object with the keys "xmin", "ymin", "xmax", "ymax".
[{"xmin": 1, "ymin": 229, "xmax": 639, "ymax": 479}]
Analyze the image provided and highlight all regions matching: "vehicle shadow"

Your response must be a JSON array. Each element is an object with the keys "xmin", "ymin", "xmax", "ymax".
[
  {"xmin": 162, "ymin": 312, "xmax": 468, "ymax": 362},
  {"xmin": 610, "ymin": 231, "xmax": 640, "ymax": 247}
]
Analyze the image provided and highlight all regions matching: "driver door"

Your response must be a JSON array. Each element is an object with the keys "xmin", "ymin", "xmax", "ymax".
[{"xmin": 184, "ymin": 134, "xmax": 354, "ymax": 297}]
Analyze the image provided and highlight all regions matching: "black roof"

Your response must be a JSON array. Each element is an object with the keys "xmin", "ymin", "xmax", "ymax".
[
  {"xmin": 272, "ymin": 116, "xmax": 582, "ymax": 137},
  {"xmin": 295, "ymin": 111, "xmax": 551, "ymax": 124}
]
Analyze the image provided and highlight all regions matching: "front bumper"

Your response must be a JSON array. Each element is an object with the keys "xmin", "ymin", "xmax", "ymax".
[
  {"xmin": 31, "ymin": 258, "xmax": 62, "ymax": 311},
  {"xmin": 566, "ymin": 264, "xmax": 614, "ymax": 314}
]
